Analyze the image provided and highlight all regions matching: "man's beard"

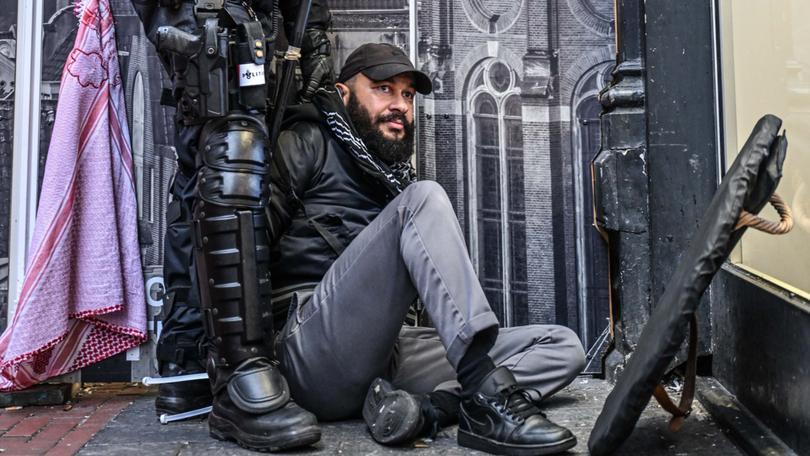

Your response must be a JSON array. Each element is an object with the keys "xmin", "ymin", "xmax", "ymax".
[{"xmin": 346, "ymin": 93, "xmax": 414, "ymax": 164}]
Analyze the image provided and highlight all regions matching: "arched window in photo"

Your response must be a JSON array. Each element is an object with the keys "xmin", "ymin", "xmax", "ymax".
[{"xmin": 466, "ymin": 59, "xmax": 526, "ymax": 326}]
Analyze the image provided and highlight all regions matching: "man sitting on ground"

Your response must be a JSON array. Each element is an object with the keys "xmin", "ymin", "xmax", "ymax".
[{"xmin": 268, "ymin": 42, "xmax": 586, "ymax": 455}]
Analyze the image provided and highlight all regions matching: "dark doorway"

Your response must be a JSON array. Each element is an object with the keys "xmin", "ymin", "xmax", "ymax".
[
  {"xmin": 577, "ymin": 98, "xmax": 610, "ymax": 349},
  {"xmin": 572, "ymin": 63, "xmax": 612, "ymax": 370}
]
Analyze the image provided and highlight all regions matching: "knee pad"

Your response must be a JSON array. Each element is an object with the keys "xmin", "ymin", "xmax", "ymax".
[{"xmin": 197, "ymin": 114, "xmax": 270, "ymax": 209}]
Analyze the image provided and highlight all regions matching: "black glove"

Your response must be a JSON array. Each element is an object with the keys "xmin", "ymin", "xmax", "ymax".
[
  {"xmin": 131, "ymin": 0, "xmax": 197, "ymax": 75},
  {"xmin": 299, "ymin": 28, "xmax": 333, "ymax": 102}
]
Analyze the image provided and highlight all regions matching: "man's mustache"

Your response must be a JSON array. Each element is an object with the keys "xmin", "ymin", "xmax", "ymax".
[{"xmin": 376, "ymin": 112, "xmax": 410, "ymax": 127}]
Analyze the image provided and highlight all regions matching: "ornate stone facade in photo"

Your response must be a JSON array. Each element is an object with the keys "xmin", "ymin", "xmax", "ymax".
[
  {"xmin": 416, "ymin": 0, "xmax": 615, "ymax": 351},
  {"xmin": 0, "ymin": 0, "xmax": 17, "ymax": 333},
  {"xmin": 329, "ymin": 0, "xmax": 411, "ymax": 69},
  {"xmin": 0, "ymin": 0, "xmax": 617, "ymax": 374}
]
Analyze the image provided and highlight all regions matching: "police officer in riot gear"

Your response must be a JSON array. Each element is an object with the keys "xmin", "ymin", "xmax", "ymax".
[{"xmin": 131, "ymin": 0, "xmax": 332, "ymax": 450}]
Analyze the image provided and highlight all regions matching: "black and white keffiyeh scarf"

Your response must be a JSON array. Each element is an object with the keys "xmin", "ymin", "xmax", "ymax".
[{"xmin": 312, "ymin": 88, "xmax": 416, "ymax": 198}]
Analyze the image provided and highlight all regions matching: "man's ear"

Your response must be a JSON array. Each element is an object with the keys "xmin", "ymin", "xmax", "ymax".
[{"xmin": 335, "ymin": 82, "xmax": 350, "ymax": 105}]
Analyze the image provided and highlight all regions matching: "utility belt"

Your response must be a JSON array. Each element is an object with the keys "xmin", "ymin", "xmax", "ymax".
[{"xmin": 157, "ymin": 0, "xmax": 275, "ymax": 124}]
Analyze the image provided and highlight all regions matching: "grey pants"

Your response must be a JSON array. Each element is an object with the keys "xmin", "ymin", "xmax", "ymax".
[{"xmin": 278, "ymin": 181, "xmax": 586, "ymax": 420}]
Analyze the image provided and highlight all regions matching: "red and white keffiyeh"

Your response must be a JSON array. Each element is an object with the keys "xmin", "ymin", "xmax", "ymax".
[{"xmin": 0, "ymin": 0, "xmax": 146, "ymax": 390}]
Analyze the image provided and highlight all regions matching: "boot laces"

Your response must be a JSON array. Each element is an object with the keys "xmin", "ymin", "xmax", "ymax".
[{"xmin": 494, "ymin": 386, "xmax": 544, "ymax": 423}]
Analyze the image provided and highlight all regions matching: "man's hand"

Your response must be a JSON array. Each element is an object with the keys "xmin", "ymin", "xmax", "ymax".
[{"xmin": 300, "ymin": 28, "xmax": 334, "ymax": 102}]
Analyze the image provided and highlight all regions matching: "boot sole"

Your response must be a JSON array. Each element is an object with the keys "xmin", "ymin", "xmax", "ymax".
[
  {"xmin": 208, "ymin": 411, "xmax": 321, "ymax": 452},
  {"xmin": 362, "ymin": 378, "xmax": 422, "ymax": 445},
  {"xmin": 155, "ymin": 395, "xmax": 213, "ymax": 417},
  {"xmin": 458, "ymin": 428, "xmax": 577, "ymax": 456}
]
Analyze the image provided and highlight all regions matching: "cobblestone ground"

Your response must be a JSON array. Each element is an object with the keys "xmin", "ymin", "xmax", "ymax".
[{"xmin": 66, "ymin": 378, "xmax": 742, "ymax": 456}]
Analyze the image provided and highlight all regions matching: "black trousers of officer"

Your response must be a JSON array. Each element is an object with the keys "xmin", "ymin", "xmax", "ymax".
[{"xmin": 156, "ymin": 120, "xmax": 206, "ymax": 370}]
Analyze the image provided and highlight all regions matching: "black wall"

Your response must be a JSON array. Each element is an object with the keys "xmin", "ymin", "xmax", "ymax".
[
  {"xmin": 713, "ymin": 266, "xmax": 810, "ymax": 455},
  {"xmin": 597, "ymin": 0, "xmax": 719, "ymax": 375}
]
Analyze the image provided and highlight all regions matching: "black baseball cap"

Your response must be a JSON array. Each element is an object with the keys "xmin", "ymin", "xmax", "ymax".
[{"xmin": 337, "ymin": 43, "xmax": 432, "ymax": 95}]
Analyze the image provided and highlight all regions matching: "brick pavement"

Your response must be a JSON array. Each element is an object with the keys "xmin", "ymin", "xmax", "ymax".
[{"xmin": 0, "ymin": 384, "xmax": 142, "ymax": 456}]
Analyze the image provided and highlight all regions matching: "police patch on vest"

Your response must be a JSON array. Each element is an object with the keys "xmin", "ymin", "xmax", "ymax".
[{"xmin": 239, "ymin": 63, "xmax": 266, "ymax": 87}]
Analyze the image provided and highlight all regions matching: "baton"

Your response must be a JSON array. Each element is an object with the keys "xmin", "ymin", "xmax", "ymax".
[{"xmin": 267, "ymin": 0, "xmax": 314, "ymax": 148}]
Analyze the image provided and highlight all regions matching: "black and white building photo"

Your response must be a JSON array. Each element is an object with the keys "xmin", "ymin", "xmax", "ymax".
[
  {"xmin": 415, "ymin": 0, "xmax": 614, "ymax": 352},
  {"xmin": 0, "ymin": 0, "xmax": 617, "ymax": 376}
]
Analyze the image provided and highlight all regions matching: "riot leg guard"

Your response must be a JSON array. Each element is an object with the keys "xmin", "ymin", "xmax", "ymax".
[
  {"xmin": 150, "ymin": 0, "xmax": 320, "ymax": 448},
  {"xmin": 194, "ymin": 114, "xmax": 320, "ymax": 450},
  {"xmin": 194, "ymin": 113, "xmax": 280, "ymax": 411}
]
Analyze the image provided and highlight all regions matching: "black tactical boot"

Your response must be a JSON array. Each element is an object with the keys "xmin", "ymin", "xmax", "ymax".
[
  {"xmin": 154, "ymin": 361, "xmax": 213, "ymax": 416},
  {"xmin": 363, "ymin": 378, "xmax": 460, "ymax": 445},
  {"xmin": 207, "ymin": 357, "xmax": 321, "ymax": 451},
  {"xmin": 458, "ymin": 367, "xmax": 576, "ymax": 456}
]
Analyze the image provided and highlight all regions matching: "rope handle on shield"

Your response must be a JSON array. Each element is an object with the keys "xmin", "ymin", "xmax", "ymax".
[
  {"xmin": 735, "ymin": 193, "xmax": 794, "ymax": 234},
  {"xmin": 653, "ymin": 193, "xmax": 793, "ymax": 433}
]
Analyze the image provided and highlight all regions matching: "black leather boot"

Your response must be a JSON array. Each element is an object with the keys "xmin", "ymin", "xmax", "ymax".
[
  {"xmin": 207, "ymin": 357, "xmax": 320, "ymax": 451},
  {"xmin": 458, "ymin": 367, "xmax": 576, "ymax": 456},
  {"xmin": 154, "ymin": 361, "xmax": 213, "ymax": 416}
]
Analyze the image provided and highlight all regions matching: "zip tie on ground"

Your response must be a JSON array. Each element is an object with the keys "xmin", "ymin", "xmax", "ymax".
[
  {"xmin": 160, "ymin": 406, "xmax": 213, "ymax": 424},
  {"xmin": 141, "ymin": 372, "xmax": 209, "ymax": 386}
]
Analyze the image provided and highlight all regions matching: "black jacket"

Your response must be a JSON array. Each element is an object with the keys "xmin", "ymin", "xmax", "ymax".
[{"xmin": 267, "ymin": 98, "xmax": 399, "ymax": 322}]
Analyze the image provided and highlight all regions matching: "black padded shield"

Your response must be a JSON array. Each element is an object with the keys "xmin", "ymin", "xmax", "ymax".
[{"xmin": 588, "ymin": 115, "xmax": 787, "ymax": 455}]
